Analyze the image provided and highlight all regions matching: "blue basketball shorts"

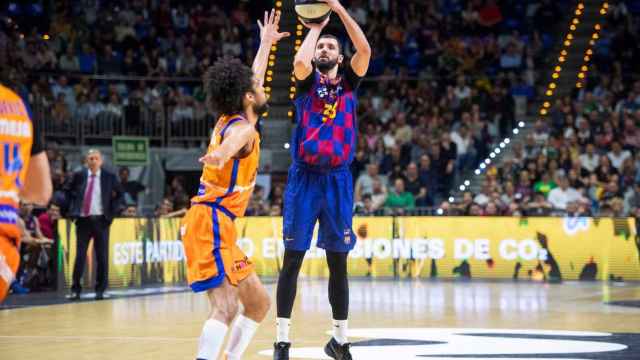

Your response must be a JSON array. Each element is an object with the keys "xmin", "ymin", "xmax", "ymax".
[{"xmin": 282, "ymin": 163, "xmax": 356, "ymax": 253}]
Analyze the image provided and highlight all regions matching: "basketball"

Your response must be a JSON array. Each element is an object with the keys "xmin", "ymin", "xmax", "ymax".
[{"xmin": 295, "ymin": 0, "xmax": 331, "ymax": 23}]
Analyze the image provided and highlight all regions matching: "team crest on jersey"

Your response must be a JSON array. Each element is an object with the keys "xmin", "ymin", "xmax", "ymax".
[{"xmin": 343, "ymin": 229, "xmax": 351, "ymax": 244}]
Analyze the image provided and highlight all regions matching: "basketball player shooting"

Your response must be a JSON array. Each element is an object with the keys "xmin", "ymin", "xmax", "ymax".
[
  {"xmin": 274, "ymin": 0, "xmax": 371, "ymax": 359},
  {"xmin": 179, "ymin": 9, "xmax": 289, "ymax": 360}
]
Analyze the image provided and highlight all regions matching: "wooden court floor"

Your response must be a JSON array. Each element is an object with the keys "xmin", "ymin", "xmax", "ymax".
[{"xmin": 1, "ymin": 280, "xmax": 640, "ymax": 359}]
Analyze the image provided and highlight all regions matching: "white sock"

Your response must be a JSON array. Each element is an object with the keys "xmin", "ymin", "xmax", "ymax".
[
  {"xmin": 196, "ymin": 319, "xmax": 228, "ymax": 360},
  {"xmin": 276, "ymin": 317, "xmax": 291, "ymax": 343},
  {"xmin": 225, "ymin": 315, "xmax": 260, "ymax": 360},
  {"xmin": 333, "ymin": 319, "xmax": 348, "ymax": 344}
]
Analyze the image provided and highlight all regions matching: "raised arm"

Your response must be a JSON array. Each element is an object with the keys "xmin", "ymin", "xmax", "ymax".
[
  {"xmin": 199, "ymin": 122, "xmax": 258, "ymax": 169},
  {"xmin": 253, "ymin": 9, "xmax": 290, "ymax": 87},
  {"xmin": 322, "ymin": 0, "xmax": 371, "ymax": 76},
  {"xmin": 294, "ymin": 17, "xmax": 330, "ymax": 80}
]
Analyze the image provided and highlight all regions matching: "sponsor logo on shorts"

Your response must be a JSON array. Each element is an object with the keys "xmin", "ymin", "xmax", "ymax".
[
  {"xmin": 233, "ymin": 257, "xmax": 252, "ymax": 272},
  {"xmin": 344, "ymin": 229, "xmax": 351, "ymax": 244}
]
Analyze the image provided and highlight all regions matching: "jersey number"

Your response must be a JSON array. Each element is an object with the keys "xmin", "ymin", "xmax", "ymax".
[{"xmin": 3, "ymin": 143, "xmax": 23, "ymax": 188}]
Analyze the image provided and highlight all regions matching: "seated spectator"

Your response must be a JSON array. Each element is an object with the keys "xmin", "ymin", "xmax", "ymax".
[
  {"xmin": 370, "ymin": 179, "xmax": 388, "ymax": 213},
  {"xmin": 607, "ymin": 141, "xmax": 631, "ymax": 171},
  {"xmin": 355, "ymin": 163, "xmax": 386, "ymax": 202},
  {"xmin": 548, "ymin": 176, "xmax": 585, "ymax": 210},
  {"xmin": 384, "ymin": 178, "xmax": 415, "ymax": 214},
  {"xmin": 119, "ymin": 167, "xmax": 146, "ymax": 205},
  {"xmin": 534, "ymin": 173, "xmax": 557, "ymax": 198},
  {"xmin": 121, "ymin": 205, "xmax": 138, "ymax": 217},
  {"xmin": 37, "ymin": 203, "xmax": 61, "ymax": 240},
  {"xmin": 404, "ymin": 162, "xmax": 431, "ymax": 207},
  {"xmin": 526, "ymin": 192, "xmax": 553, "ymax": 216},
  {"xmin": 579, "ymin": 143, "xmax": 599, "ymax": 173}
]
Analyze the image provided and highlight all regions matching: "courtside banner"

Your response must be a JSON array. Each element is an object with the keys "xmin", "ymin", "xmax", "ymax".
[
  {"xmin": 59, "ymin": 217, "xmax": 640, "ymax": 288},
  {"xmin": 58, "ymin": 218, "xmax": 187, "ymax": 289},
  {"xmin": 238, "ymin": 216, "xmax": 639, "ymax": 281}
]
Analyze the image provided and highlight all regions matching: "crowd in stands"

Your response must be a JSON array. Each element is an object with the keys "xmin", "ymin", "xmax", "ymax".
[
  {"xmin": 5, "ymin": 0, "xmax": 640, "ymax": 224},
  {"xmin": 2, "ymin": 0, "xmax": 274, "ymax": 143},
  {"xmin": 437, "ymin": 1, "xmax": 640, "ymax": 217},
  {"xmin": 286, "ymin": 0, "xmax": 567, "ymax": 216}
]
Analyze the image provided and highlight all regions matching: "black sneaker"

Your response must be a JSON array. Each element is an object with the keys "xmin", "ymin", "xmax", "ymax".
[
  {"xmin": 324, "ymin": 337, "xmax": 352, "ymax": 360},
  {"xmin": 273, "ymin": 341, "xmax": 290, "ymax": 360}
]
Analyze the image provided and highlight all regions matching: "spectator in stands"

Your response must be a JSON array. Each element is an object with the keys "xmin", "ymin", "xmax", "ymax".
[
  {"xmin": 580, "ymin": 143, "xmax": 600, "ymax": 172},
  {"xmin": 405, "ymin": 162, "xmax": 432, "ymax": 207},
  {"xmin": 59, "ymin": 46, "xmax": 80, "ymax": 72},
  {"xmin": 119, "ymin": 167, "xmax": 146, "ymax": 205},
  {"xmin": 155, "ymin": 198, "xmax": 174, "ymax": 217},
  {"xmin": 37, "ymin": 203, "xmax": 61, "ymax": 241},
  {"xmin": 385, "ymin": 178, "xmax": 415, "ymax": 214},
  {"xmin": 608, "ymin": 141, "xmax": 632, "ymax": 171},
  {"xmin": 534, "ymin": 172, "xmax": 556, "ymax": 198},
  {"xmin": 355, "ymin": 163, "xmax": 386, "ymax": 202},
  {"xmin": 451, "ymin": 124, "xmax": 474, "ymax": 171},
  {"xmin": 548, "ymin": 176, "xmax": 584, "ymax": 211},
  {"xmin": 526, "ymin": 192, "xmax": 553, "ymax": 216}
]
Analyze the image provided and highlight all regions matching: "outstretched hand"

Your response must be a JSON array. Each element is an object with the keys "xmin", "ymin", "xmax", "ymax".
[{"xmin": 258, "ymin": 9, "xmax": 290, "ymax": 44}]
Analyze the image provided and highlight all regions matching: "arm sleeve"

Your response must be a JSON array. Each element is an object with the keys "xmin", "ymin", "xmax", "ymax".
[
  {"xmin": 295, "ymin": 70, "xmax": 315, "ymax": 96},
  {"xmin": 21, "ymin": 97, "xmax": 44, "ymax": 155},
  {"xmin": 344, "ymin": 62, "xmax": 363, "ymax": 90}
]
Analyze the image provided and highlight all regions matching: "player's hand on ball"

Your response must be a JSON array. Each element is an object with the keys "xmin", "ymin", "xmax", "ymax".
[
  {"xmin": 258, "ymin": 9, "xmax": 290, "ymax": 44},
  {"xmin": 300, "ymin": 15, "xmax": 330, "ymax": 30},
  {"xmin": 199, "ymin": 152, "xmax": 226, "ymax": 169},
  {"xmin": 317, "ymin": 0, "xmax": 343, "ymax": 11}
]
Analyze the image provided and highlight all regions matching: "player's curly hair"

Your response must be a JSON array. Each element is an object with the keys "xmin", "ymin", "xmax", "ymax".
[{"xmin": 203, "ymin": 57, "xmax": 254, "ymax": 115}]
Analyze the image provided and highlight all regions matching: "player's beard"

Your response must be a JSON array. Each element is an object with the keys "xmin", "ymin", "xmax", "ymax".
[
  {"xmin": 316, "ymin": 57, "xmax": 338, "ymax": 74},
  {"xmin": 252, "ymin": 101, "xmax": 269, "ymax": 116}
]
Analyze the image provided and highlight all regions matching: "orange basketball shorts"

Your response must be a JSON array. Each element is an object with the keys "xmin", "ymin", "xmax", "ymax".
[
  {"xmin": 0, "ymin": 236, "xmax": 19, "ymax": 303},
  {"xmin": 181, "ymin": 203, "xmax": 253, "ymax": 292}
]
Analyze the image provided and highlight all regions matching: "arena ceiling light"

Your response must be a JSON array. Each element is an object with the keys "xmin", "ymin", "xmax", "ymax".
[
  {"xmin": 504, "ymin": 138, "xmax": 510, "ymax": 144},
  {"xmin": 475, "ymin": 169, "xmax": 481, "ymax": 175},
  {"xmin": 464, "ymin": 180, "xmax": 470, "ymax": 186},
  {"xmin": 448, "ymin": 196, "xmax": 455, "ymax": 203},
  {"xmin": 499, "ymin": 142, "xmax": 506, "ymax": 148},
  {"xmin": 513, "ymin": 128, "xmax": 519, "ymax": 135}
]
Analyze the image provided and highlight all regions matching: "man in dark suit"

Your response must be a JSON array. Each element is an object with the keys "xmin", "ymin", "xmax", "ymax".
[{"xmin": 64, "ymin": 149, "xmax": 123, "ymax": 300}]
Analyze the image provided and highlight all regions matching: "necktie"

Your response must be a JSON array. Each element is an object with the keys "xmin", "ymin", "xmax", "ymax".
[{"xmin": 82, "ymin": 174, "xmax": 96, "ymax": 216}]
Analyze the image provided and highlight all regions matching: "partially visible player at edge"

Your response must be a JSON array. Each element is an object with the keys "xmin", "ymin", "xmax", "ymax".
[
  {"xmin": 180, "ymin": 9, "xmax": 289, "ymax": 360},
  {"xmin": 274, "ymin": 0, "xmax": 371, "ymax": 359},
  {"xmin": 0, "ymin": 79, "xmax": 53, "ymax": 303}
]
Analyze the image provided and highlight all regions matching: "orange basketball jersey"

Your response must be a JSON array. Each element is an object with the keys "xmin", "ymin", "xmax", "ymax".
[
  {"xmin": 191, "ymin": 114, "xmax": 260, "ymax": 216},
  {"xmin": 0, "ymin": 85, "xmax": 34, "ymax": 241}
]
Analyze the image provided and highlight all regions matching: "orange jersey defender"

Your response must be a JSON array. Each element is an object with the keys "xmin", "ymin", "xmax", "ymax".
[
  {"xmin": 0, "ymin": 85, "xmax": 34, "ymax": 302},
  {"xmin": 181, "ymin": 114, "xmax": 260, "ymax": 292}
]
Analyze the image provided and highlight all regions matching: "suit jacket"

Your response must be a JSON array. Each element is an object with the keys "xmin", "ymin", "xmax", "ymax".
[{"xmin": 62, "ymin": 168, "xmax": 124, "ymax": 224}]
